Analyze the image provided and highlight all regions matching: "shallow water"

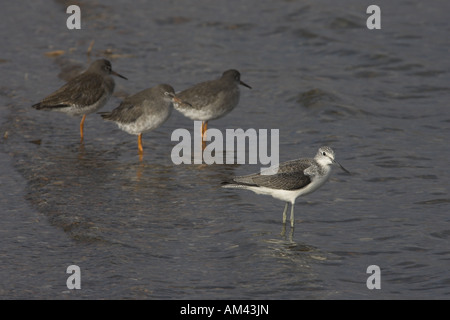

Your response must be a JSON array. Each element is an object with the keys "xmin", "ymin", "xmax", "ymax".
[{"xmin": 0, "ymin": 0, "xmax": 449, "ymax": 299}]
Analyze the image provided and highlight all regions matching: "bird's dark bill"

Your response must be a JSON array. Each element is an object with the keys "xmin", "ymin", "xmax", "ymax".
[
  {"xmin": 172, "ymin": 96, "xmax": 192, "ymax": 108},
  {"xmin": 336, "ymin": 161, "xmax": 350, "ymax": 174},
  {"xmin": 111, "ymin": 70, "xmax": 128, "ymax": 80},
  {"xmin": 239, "ymin": 80, "xmax": 252, "ymax": 89}
]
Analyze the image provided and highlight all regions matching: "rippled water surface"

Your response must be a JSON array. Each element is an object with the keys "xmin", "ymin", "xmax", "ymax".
[{"xmin": 1, "ymin": 0, "xmax": 449, "ymax": 299}]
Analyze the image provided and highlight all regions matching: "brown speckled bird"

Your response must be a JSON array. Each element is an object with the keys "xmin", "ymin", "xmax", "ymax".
[{"xmin": 32, "ymin": 59, "xmax": 127, "ymax": 142}]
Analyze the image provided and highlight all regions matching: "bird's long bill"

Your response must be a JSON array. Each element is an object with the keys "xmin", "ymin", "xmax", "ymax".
[
  {"xmin": 111, "ymin": 70, "xmax": 128, "ymax": 80},
  {"xmin": 334, "ymin": 160, "xmax": 350, "ymax": 174},
  {"xmin": 169, "ymin": 94, "xmax": 192, "ymax": 107},
  {"xmin": 239, "ymin": 80, "xmax": 252, "ymax": 89}
]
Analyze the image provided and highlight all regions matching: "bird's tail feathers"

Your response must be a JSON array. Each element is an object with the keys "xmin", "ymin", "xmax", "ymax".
[{"xmin": 97, "ymin": 111, "xmax": 112, "ymax": 119}]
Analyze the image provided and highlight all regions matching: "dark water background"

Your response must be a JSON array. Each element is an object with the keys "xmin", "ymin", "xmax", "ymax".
[{"xmin": 0, "ymin": 0, "xmax": 449, "ymax": 299}]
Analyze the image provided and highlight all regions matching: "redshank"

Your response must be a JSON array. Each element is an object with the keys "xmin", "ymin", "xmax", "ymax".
[
  {"xmin": 32, "ymin": 59, "xmax": 127, "ymax": 142},
  {"xmin": 99, "ymin": 84, "xmax": 189, "ymax": 159},
  {"xmin": 174, "ymin": 69, "xmax": 251, "ymax": 149}
]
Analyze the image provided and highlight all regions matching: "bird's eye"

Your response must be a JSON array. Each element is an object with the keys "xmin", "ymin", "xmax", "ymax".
[{"xmin": 322, "ymin": 152, "xmax": 326, "ymax": 156}]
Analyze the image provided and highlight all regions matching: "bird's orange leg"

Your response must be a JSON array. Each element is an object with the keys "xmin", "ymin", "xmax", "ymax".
[
  {"xmin": 80, "ymin": 114, "xmax": 86, "ymax": 142},
  {"xmin": 138, "ymin": 133, "xmax": 144, "ymax": 160},
  {"xmin": 201, "ymin": 121, "xmax": 208, "ymax": 151}
]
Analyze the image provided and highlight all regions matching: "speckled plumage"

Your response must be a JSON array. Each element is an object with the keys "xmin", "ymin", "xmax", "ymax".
[
  {"xmin": 32, "ymin": 59, "xmax": 126, "ymax": 116},
  {"xmin": 32, "ymin": 59, "xmax": 127, "ymax": 141}
]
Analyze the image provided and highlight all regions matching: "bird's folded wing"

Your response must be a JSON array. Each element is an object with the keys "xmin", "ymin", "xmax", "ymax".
[
  {"xmin": 100, "ymin": 101, "xmax": 142, "ymax": 123},
  {"xmin": 40, "ymin": 73, "xmax": 106, "ymax": 108},
  {"xmin": 233, "ymin": 159, "xmax": 313, "ymax": 190},
  {"xmin": 176, "ymin": 81, "xmax": 224, "ymax": 110}
]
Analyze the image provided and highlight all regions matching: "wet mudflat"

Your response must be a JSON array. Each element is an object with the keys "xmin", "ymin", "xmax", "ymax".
[{"xmin": 0, "ymin": 0, "xmax": 449, "ymax": 299}]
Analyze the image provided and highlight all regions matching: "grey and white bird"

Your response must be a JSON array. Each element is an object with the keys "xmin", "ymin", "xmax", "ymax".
[
  {"xmin": 174, "ymin": 69, "xmax": 251, "ymax": 148},
  {"xmin": 32, "ymin": 59, "xmax": 127, "ymax": 142},
  {"xmin": 222, "ymin": 146, "xmax": 350, "ymax": 227},
  {"xmin": 99, "ymin": 84, "xmax": 188, "ymax": 159}
]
